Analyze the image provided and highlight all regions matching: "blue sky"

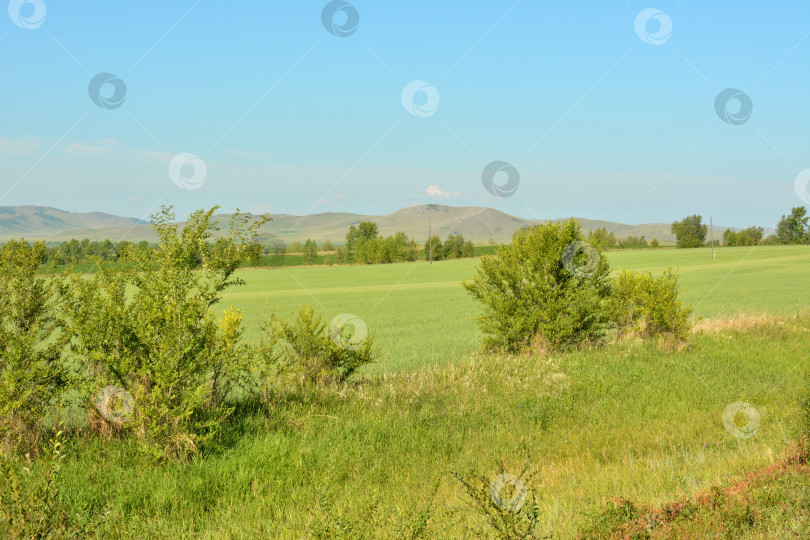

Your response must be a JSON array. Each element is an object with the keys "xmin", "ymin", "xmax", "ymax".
[{"xmin": 0, "ymin": 0, "xmax": 808, "ymax": 228}]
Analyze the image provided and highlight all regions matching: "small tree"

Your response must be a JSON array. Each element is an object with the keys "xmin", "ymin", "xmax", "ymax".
[
  {"xmin": 464, "ymin": 219, "xmax": 613, "ymax": 352},
  {"xmin": 63, "ymin": 206, "xmax": 269, "ymax": 460},
  {"xmin": 776, "ymin": 207, "xmax": 809, "ymax": 245},
  {"xmin": 321, "ymin": 240, "xmax": 335, "ymax": 252},
  {"xmin": 671, "ymin": 215, "xmax": 707, "ymax": 248},
  {"xmin": 264, "ymin": 306, "xmax": 377, "ymax": 385}
]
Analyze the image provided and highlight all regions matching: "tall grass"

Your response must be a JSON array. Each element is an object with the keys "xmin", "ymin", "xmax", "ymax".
[{"xmin": 35, "ymin": 312, "xmax": 809, "ymax": 538}]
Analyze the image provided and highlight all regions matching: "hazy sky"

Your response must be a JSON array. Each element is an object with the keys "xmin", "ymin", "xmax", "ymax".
[{"xmin": 1, "ymin": 1, "xmax": 808, "ymax": 228}]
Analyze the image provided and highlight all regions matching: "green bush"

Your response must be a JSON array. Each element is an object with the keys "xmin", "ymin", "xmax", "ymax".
[
  {"xmin": 463, "ymin": 219, "xmax": 614, "ymax": 352},
  {"xmin": 610, "ymin": 268, "xmax": 693, "ymax": 342},
  {"xmin": 0, "ymin": 240, "xmax": 70, "ymax": 454},
  {"xmin": 62, "ymin": 206, "xmax": 269, "ymax": 460},
  {"xmin": 265, "ymin": 306, "xmax": 377, "ymax": 384},
  {"xmin": 465, "ymin": 220, "xmax": 694, "ymax": 353}
]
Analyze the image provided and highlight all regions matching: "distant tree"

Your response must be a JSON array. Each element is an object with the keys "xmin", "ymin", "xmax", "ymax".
[
  {"xmin": 392, "ymin": 232, "xmax": 409, "ymax": 261},
  {"xmin": 334, "ymin": 245, "xmax": 347, "ymax": 264},
  {"xmin": 620, "ymin": 236, "xmax": 648, "ymax": 249},
  {"xmin": 776, "ymin": 207, "xmax": 809, "ymax": 245},
  {"xmin": 246, "ymin": 242, "xmax": 263, "ymax": 266},
  {"xmin": 321, "ymin": 240, "xmax": 334, "ymax": 252},
  {"xmin": 345, "ymin": 225, "xmax": 359, "ymax": 259},
  {"xmin": 726, "ymin": 226, "xmax": 763, "ymax": 247},
  {"xmin": 346, "ymin": 222, "xmax": 379, "ymax": 262},
  {"xmin": 443, "ymin": 234, "xmax": 466, "ymax": 259},
  {"xmin": 406, "ymin": 240, "xmax": 420, "ymax": 262},
  {"xmin": 424, "ymin": 235, "xmax": 442, "ymax": 261},
  {"xmin": 302, "ymin": 239, "xmax": 318, "ymax": 265},
  {"xmin": 355, "ymin": 236, "xmax": 378, "ymax": 263},
  {"xmin": 288, "ymin": 241, "xmax": 303, "ymax": 254},
  {"xmin": 488, "ymin": 238, "xmax": 496, "ymax": 246},
  {"xmin": 587, "ymin": 228, "xmax": 617, "ymax": 250},
  {"xmin": 761, "ymin": 234, "xmax": 779, "ymax": 246},
  {"xmin": 462, "ymin": 240, "xmax": 475, "ymax": 257},
  {"xmin": 650, "ymin": 238, "xmax": 659, "ymax": 248},
  {"xmin": 743, "ymin": 226, "xmax": 764, "ymax": 246},
  {"xmin": 357, "ymin": 222, "xmax": 378, "ymax": 241},
  {"xmin": 671, "ymin": 215, "xmax": 707, "ymax": 248}
]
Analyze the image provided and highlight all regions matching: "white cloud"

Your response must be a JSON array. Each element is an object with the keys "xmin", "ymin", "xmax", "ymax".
[
  {"xmin": 316, "ymin": 197, "xmax": 329, "ymax": 205},
  {"xmin": 335, "ymin": 194, "xmax": 347, "ymax": 200},
  {"xmin": 426, "ymin": 185, "xmax": 461, "ymax": 199},
  {"xmin": 59, "ymin": 142, "xmax": 120, "ymax": 158}
]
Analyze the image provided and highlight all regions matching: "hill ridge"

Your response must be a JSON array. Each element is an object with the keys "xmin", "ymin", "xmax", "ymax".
[{"xmin": 0, "ymin": 204, "xmax": 753, "ymax": 244}]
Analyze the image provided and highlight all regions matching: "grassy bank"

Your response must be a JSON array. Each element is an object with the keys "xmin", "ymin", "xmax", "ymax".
[{"xmin": 40, "ymin": 312, "xmax": 808, "ymax": 538}]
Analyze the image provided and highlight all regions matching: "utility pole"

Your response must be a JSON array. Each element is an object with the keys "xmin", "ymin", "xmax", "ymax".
[
  {"xmin": 428, "ymin": 217, "xmax": 432, "ymax": 265},
  {"xmin": 710, "ymin": 216, "xmax": 716, "ymax": 260}
]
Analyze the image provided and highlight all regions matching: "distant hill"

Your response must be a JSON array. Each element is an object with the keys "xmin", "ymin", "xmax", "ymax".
[
  {"xmin": 0, "ymin": 206, "xmax": 147, "ymax": 241},
  {"xmin": 0, "ymin": 204, "xmax": 759, "ymax": 245}
]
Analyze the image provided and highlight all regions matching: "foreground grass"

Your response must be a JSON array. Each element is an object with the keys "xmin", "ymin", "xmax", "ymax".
[
  {"xmin": 227, "ymin": 245, "xmax": 810, "ymax": 373},
  {"xmin": 34, "ymin": 312, "xmax": 808, "ymax": 538}
]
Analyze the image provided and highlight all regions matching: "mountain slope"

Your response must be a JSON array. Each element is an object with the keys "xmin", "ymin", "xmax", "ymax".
[
  {"xmin": 0, "ymin": 206, "xmax": 147, "ymax": 239},
  {"xmin": 0, "ymin": 204, "xmax": 753, "ymax": 245}
]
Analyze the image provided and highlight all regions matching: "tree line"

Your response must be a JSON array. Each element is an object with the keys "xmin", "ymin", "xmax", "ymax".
[
  {"xmin": 585, "ymin": 228, "xmax": 660, "ymax": 250},
  {"xmin": 294, "ymin": 221, "xmax": 475, "ymax": 264},
  {"xmin": 41, "ymin": 239, "xmax": 154, "ymax": 264},
  {"xmin": 10, "ymin": 206, "xmax": 806, "ymax": 269},
  {"xmin": 671, "ymin": 206, "xmax": 810, "ymax": 248}
]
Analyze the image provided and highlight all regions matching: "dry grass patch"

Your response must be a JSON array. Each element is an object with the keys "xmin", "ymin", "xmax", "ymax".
[{"xmin": 691, "ymin": 313, "xmax": 787, "ymax": 335}]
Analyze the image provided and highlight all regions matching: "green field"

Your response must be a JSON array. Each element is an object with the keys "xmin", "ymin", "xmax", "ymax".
[
  {"xmin": 226, "ymin": 245, "xmax": 810, "ymax": 374},
  {"xmin": 13, "ymin": 245, "xmax": 810, "ymax": 538}
]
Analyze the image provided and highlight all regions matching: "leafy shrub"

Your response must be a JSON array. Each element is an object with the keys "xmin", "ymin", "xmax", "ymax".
[
  {"xmin": 265, "ymin": 306, "xmax": 377, "ymax": 384},
  {"xmin": 0, "ymin": 240, "xmax": 70, "ymax": 453},
  {"xmin": 610, "ymin": 269, "xmax": 693, "ymax": 342},
  {"xmin": 465, "ymin": 221, "xmax": 694, "ymax": 353},
  {"xmin": 464, "ymin": 219, "xmax": 614, "ymax": 352},
  {"xmin": 62, "ymin": 206, "xmax": 269, "ymax": 460}
]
